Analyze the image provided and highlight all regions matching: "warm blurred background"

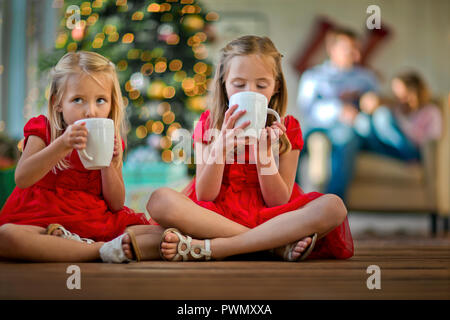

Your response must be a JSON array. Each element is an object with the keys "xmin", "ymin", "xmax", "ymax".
[{"xmin": 0, "ymin": 0, "xmax": 448, "ymax": 238}]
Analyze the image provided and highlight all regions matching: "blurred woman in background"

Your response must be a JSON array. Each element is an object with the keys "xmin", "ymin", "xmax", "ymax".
[{"xmin": 357, "ymin": 71, "xmax": 442, "ymax": 161}]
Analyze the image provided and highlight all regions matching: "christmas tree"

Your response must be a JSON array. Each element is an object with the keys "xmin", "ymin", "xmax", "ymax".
[{"xmin": 39, "ymin": 0, "xmax": 218, "ymax": 165}]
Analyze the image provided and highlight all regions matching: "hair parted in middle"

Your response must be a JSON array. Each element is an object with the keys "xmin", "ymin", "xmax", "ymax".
[{"xmin": 207, "ymin": 35, "xmax": 291, "ymax": 154}]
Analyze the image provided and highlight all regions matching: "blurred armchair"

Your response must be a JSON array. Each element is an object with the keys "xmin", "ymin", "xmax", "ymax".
[{"xmin": 346, "ymin": 95, "xmax": 450, "ymax": 235}]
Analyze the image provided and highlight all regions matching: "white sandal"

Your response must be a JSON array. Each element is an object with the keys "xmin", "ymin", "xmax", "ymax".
[
  {"xmin": 160, "ymin": 228, "xmax": 211, "ymax": 261},
  {"xmin": 46, "ymin": 224, "xmax": 94, "ymax": 244},
  {"xmin": 99, "ymin": 229, "xmax": 142, "ymax": 263}
]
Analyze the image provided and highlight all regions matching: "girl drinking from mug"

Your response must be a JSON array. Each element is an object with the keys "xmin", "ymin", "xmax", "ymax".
[
  {"xmin": 148, "ymin": 36, "xmax": 354, "ymax": 262},
  {"xmin": 0, "ymin": 51, "xmax": 164, "ymax": 262}
]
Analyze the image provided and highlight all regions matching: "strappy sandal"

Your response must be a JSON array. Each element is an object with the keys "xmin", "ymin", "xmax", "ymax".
[
  {"xmin": 283, "ymin": 233, "xmax": 318, "ymax": 262},
  {"xmin": 160, "ymin": 228, "xmax": 211, "ymax": 261},
  {"xmin": 99, "ymin": 229, "xmax": 142, "ymax": 263},
  {"xmin": 46, "ymin": 224, "xmax": 95, "ymax": 244}
]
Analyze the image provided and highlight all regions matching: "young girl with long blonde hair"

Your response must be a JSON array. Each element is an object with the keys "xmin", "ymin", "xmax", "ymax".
[{"xmin": 148, "ymin": 36, "xmax": 354, "ymax": 262}]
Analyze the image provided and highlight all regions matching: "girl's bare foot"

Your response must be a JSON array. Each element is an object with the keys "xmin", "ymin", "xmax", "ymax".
[
  {"xmin": 48, "ymin": 224, "xmax": 94, "ymax": 244},
  {"xmin": 49, "ymin": 228, "xmax": 63, "ymax": 237},
  {"xmin": 122, "ymin": 234, "xmax": 135, "ymax": 260},
  {"xmin": 160, "ymin": 229, "xmax": 314, "ymax": 262},
  {"xmin": 160, "ymin": 231, "xmax": 210, "ymax": 261},
  {"xmin": 273, "ymin": 236, "xmax": 312, "ymax": 261},
  {"xmin": 122, "ymin": 232, "xmax": 161, "ymax": 261}
]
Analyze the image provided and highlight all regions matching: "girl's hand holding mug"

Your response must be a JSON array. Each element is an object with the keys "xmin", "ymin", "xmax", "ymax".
[
  {"xmin": 61, "ymin": 122, "xmax": 88, "ymax": 151},
  {"xmin": 269, "ymin": 120, "xmax": 286, "ymax": 140},
  {"xmin": 214, "ymin": 104, "xmax": 250, "ymax": 159},
  {"xmin": 258, "ymin": 119, "xmax": 286, "ymax": 159},
  {"xmin": 110, "ymin": 135, "xmax": 123, "ymax": 167}
]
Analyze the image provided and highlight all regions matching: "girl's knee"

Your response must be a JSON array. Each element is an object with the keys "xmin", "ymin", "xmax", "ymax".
[
  {"xmin": 0, "ymin": 223, "xmax": 15, "ymax": 236},
  {"xmin": 0, "ymin": 224, "xmax": 21, "ymax": 248},
  {"xmin": 146, "ymin": 187, "xmax": 180, "ymax": 224},
  {"xmin": 321, "ymin": 194, "xmax": 348, "ymax": 226}
]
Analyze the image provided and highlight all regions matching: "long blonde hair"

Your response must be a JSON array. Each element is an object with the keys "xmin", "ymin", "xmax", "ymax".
[
  {"xmin": 208, "ymin": 35, "xmax": 291, "ymax": 154},
  {"xmin": 47, "ymin": 51, "xmax": 125, "ymax": 170}
]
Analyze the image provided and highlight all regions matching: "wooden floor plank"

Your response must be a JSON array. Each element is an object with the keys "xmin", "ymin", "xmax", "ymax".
[{"xmin": 1, "ymin": 239, "xmax": 449, "ymax": 300}]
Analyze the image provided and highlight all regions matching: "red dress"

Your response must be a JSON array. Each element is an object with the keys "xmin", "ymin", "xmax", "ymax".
[
  {"xmin": 183, "ymin": 110, "xmax": 354, "ymax": 259},
  {"xmin": 0, "ymin": 115, "xmax": 149, "ymax": 242}
]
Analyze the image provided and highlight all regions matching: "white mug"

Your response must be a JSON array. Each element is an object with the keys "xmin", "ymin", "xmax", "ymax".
[
  {"xmin": 74, "ymin": 118, "xmax": 114, "ymax": 170},
  {"xmin": 228, "ymin": 91, "xmax": 281, "ymax": 140}
]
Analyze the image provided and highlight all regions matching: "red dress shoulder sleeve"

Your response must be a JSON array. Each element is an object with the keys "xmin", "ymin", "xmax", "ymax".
[
  {"xmin": 192, "ymin": 110, "xmax": 212, "ymax": 146},
  {"xmin": 283, "ymin": 115, "xmax": 304, "ymax": 151},
  {"xmin": 23, "ymin": 115, "xmax": 51, "ymax": 147}
]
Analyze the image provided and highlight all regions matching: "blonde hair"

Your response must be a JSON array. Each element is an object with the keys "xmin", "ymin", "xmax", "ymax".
[
  {"xmin": 208, "ymin": 35, "xmax": 291, "ymax": 154},
  {"xmin": 47, "ymin": 51, "xmax": 125, "ymax": 171}
]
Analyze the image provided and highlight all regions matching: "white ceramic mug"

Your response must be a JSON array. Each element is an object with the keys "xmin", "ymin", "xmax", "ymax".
[
  {"xmin": 74, "ymin": 118, "xmax": 114, "ymax": 170},
  {"xmin": 229, "ymin": 91, "xmax": 281, "ymax": 140}
]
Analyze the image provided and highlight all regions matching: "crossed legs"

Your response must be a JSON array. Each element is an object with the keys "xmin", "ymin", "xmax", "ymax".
[
  {"xmin": 0, "ymin": 222, "xmax": 165, "ymax": 262},
  {"xmin": 147, "ymin": 188, "xmax": 347, "ymax": 261}
]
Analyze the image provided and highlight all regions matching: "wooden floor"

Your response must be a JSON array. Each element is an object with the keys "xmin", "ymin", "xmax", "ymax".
[{"xmin": 0, "ymin": 237, "xmax": 449, "ymax": 300}]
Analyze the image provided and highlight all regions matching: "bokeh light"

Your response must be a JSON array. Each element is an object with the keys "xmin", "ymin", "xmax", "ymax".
[
  {"xmin": 152, "ymin": 121, "xmax": 164, "ymax": 134},
  {"xmin": 157, "ymin": 102, "xmax": 171, "ymax": 115},
  {"xmin": 136, "ymin": 125, "xmax": 148, "ymax": 139},
  {"xmin": 162, "ymin": 111, "xmax": 176, "ymax": 124},
  {"xmin": 132, "ymin": 11, "xmax": 144, "ymax": 20},
  {"xmin": 160, "ymin": 136, "xmax": 172, "ymax": 149},
  {"xmin": 205, "ymin": 11, "xmax": 220, "ymax": 21},
  {"xmin": 169, "ymin": 59, "xmax": 183, "ymax": 72},
  {"xmin": 140, "ymin": 63, "xmax": 154, "ymax": 76},
  {"xmin": 155, "ymin": 61, "xmax": 167, "ymax": 73},
  {"xmin": 147, "ymin": 3, "xmax": 160, "ymax": 12},
  {"xmin": 161, "ymin": 150, "xmax": 173, "ymax": 163},
  {"xmin": 163, "ymin": 86, "xmax": 176, "ymax": 99},
  {"xmin": 174, "ymin": 70, "xmax": 187, "ymax": 82},
  {"xmin": 122, "ymin": 33, "xmax": 134, "ymax": 43}
]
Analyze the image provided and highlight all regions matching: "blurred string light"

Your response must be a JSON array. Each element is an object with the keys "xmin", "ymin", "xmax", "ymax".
[
  {"xmin": 169, "ymin": 59, "xmax": 183, "ymax": 71},
  {"xmin": 161, "ymin": 149, "xmax": 173, "ymax": 163},
  {"xmin": 122, "ymin": 33, "xmax": 134, "ymax": 43},
  {"xmin": 132, "ymin": 11, "xmax": 144, "ymax": 21},
  {"xmin": 155, "ymin": 60, "xmax": 167, "ymax": 73},
  {"xmin": 92, "ymin": 0, "xmax": 104, "ymax": 9},
  {"xmin": 152, "ymin": 121, "xmax": 164, "ymax": 134},
  {"xmin": 157, "ymin": 102, "xmax": 171, "ymax": 115},
  {"xmin": 136, "ymin": 125, "xmax": 148, "ymax": 139}
]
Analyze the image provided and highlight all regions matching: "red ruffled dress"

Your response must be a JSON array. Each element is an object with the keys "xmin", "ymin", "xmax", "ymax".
[
  {"xmin": 0, "ymin": 115, "xmax": 149, "ymax": 242},
  {"xmin": 183, "ymin": 110, "xmax": 354, "ymax": 259}
]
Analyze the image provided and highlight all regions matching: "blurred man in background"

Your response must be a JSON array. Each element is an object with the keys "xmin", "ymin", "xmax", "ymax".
[{"xmin": 297, "ymin": 28, "xmax": 379, "ymax": 201}]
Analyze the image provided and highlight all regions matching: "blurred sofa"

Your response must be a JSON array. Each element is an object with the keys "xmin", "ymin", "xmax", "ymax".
[{"xmin": 346, "ymin": 95, "xmax": 450, "ymax": 234}]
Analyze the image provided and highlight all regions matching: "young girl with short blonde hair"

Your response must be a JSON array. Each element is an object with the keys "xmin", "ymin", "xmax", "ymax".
[{"xmin": 0, "ymin": 51, "xmax": 163, "ymax": 262}]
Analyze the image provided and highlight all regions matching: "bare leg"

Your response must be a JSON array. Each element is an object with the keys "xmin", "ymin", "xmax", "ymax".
[
  {"xmin": 161, "ymin": 194, "xmax": 347, "ymax": 261},
  {"xmin": 150, "ymin": 187, "xmax": 317, "ymax": 260},
  {"xmin": 0, "ymin": 224, "xmax": 103, "ymax": 262},
  {"xmin": 147, "ymin": 187, "xmax": 250, "ymax": 239}
]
